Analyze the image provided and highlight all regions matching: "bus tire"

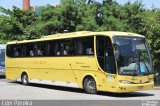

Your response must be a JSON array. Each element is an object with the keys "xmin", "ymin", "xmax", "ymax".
[
  {"xmin": 21, "ymin": 73, "xmax": 29, "ymax": 85},
  {"xmin": 83, "ymin": 76, "xmax": 97, "ymax": 94}
]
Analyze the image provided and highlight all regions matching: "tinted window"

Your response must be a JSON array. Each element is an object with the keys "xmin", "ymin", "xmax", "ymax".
[
  {"xmin": 6, "ymin": 36, "xmax": 94, "ymax": 57},
  {"xmin": 75, "ymin": 37, "xmax": 94, "ymax": 55},
  {"xmin": 7, "ymin": 44, "xmax": 22, "ymax": 57},
  {"xmin": 7, "ymin": 42, "xmax": 46, "ymax": 57},
  {"xmin": 96, "ymin": 36, "xmax": 116, "ymax": 74}
]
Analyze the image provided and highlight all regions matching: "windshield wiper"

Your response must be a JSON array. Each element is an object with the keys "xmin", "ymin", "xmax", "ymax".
[
  {"xmin": 140, "ymin": 59, "xmax": 150, "ymax": 74},
  {"xmin": 136, "ymin": 51, "xmax": 150, "ymax": 75}
]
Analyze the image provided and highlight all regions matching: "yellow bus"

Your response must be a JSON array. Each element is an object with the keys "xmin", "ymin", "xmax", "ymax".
[{"xmin": 5, "ymin": 31, "xmax": 154, "ymax": 94}]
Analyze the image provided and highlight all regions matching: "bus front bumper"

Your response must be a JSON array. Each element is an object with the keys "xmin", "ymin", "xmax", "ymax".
[{"xmin": 116, "ymin": 82, "xmax": 154, "ymax": 93}]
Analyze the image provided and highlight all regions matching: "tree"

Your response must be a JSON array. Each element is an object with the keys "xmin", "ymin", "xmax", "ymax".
[
  {"xmin": 144, "ymin": 9, "xmax": 160, "ymax": 71},
  {"xmin": 0, "ymin": 6, "xmax": 39, "ymax": 40}
]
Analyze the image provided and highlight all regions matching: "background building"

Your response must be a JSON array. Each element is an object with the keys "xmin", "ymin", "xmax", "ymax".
[{"xmin": 23, "ymin": 0, "xmax": 30, "ymax": 10}]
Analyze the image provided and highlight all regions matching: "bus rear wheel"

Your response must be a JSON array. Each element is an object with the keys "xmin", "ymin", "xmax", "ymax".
[
  {"xmin": 83, "ymin": 77, "xmax": 97, "ymax": 94},
  {"xmin": 21, "ymin": 73, "xmax": 29, "ymax": 85}
]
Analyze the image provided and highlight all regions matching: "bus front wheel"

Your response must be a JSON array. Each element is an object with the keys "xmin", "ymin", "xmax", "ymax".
[
  {"xmin": 21, "ymin": 73, "xmax": 29, "ymax": 85},
  {"xmin": 83, "ymin": 77, "xmax": 97, "ymax": 94}
]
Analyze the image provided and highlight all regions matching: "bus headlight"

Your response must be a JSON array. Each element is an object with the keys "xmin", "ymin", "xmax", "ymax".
[{"xmin": 119, "ymin": 80, "xmax": 132, "ymax": 84}]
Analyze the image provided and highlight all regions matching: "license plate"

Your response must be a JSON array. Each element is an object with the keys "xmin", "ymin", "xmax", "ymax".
[{"xmin": 138, "ymin": 86, "xmax": 144, "ymax": 89}]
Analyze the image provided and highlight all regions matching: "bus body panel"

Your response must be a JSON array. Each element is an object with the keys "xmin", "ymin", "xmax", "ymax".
[
  {"xmin": 6, "ymin": 56, "xmax": 120, "ymax": 92},
  {"xmin": 6, "ymin": 56, "xmax": 99, "ymax": 87}
]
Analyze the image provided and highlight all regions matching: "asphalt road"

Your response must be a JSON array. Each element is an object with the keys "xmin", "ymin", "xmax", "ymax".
[{"xmin": 0, "ymin": 77, "xmax": 160, "ymax": 100}]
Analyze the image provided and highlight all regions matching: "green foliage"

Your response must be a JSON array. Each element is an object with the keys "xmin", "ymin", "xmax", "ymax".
[
  {"xmin": 0, "ymin": 6, "xmax": 39, "ymax": 40},
  {"xmin": 0, "ymin": 0, "xmax": 160, "ymax": 71},
  {"xmin": 144, "ymin": 9, "xmax": 160, "ymax": 71}
]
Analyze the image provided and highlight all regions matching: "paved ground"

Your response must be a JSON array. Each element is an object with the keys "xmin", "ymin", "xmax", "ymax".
[{"xmin": 0, "ymin": 77, "xmax": 160, "ymax": 100}]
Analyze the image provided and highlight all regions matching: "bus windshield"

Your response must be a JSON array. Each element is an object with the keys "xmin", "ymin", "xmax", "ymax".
[
  {"xmin": 113, "ymin": 36, "xmax": 153, "ymax": 76},
  {"xmin": 0, "ymin": 49, "xmax": 5, "ymax": 66}
]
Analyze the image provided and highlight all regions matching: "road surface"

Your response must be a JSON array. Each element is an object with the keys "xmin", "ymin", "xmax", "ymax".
[{"xmin": 0, "ymin": 77, "xmax": 160, "ymax": 100}]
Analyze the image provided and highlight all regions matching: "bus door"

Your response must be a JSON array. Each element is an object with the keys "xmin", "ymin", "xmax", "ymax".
[{"xmin": 96, "ymin": 36, "xmax": 117, "ymax": 89}]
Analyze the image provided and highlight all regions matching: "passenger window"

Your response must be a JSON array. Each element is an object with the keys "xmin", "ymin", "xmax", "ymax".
[
  {"xmin": 6, "ymin": 36, "xmax": 94, "ymax": 57},
  {"xmin": 75, "ymin": 37, "xmax": 94, "ymax": 55},
  {"xmin": 96, "ymin": 36, "xmax": 116, "ymax": 74},
  {"xmin": 55, "ymin": 42, "xmax": 60, "ymax": 56},
  {"xmin": 64, "ymin": 39, "xmax": 75, "ymax": 55},
  {"xmin": 50, "ymin": 40, "xmax": 65, "ymax": 56},
  {"xmin": 76, "ymin": 40, "xmax": 83, "ymax": 55},
  {"xmin": 34, "ymin": 42, "xmax": 46, "ymax": 56},
  {"xmin": 26, "ymin": 43, "xmax": 35, "ymax": 56},
  {"xmin": 13, "ymin": 45, "xmax": 22, "ymax": 57},
  {"xmin": 48, "ymin": 39, "xmax": 75, "ymax": 56}
]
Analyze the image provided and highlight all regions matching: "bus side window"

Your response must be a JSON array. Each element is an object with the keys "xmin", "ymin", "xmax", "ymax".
[
  {"xmin": 47, "ymin": 41, "xmax": 56, "ymax": 56},
  {"xmin": 26, "ymin": 43, "xmax": 34, "ymax": 57},
  {"xmin": 21, "ymin": 44, "xmax": 27, "ymax": 57},
  {"xmin": 55, "ymin": 41, "xmax": 61, "ymax": 56},
  {"xmin": 83, "ymin": 37, "xmax": 94, "ymax": 55},
  {"xmin": 6, "ymin": 45, "xmax": 11, "ymax": 57},
  {"xmin": 76, "ymin": 40, "xmax": 83, "ymax": 55},
  {"xmin": 36, "ymin": 42, "xmax": 46, "ymax": 56},
  {"xmin": 75, "ymin": 37, "xmax": 94, "ymax": 55},
  {"xmin": 13, "ymin": 45, "xmax": 22, "ymax": 57},
  {"xmin": 64, "ymin": 39, "xmax": 75, "ymax": 55},
  {"xmin": 60, "ymin": 42, "xmax": 65, "ymax": 55},
  {"xmin": 14, "ymin": 47, "xmax": 19, "ymax": 57},
  {"xmin": 46, "ymin": 43, "xmax": 50, "ymax": 56},
  {"xmin": 7, "ymin": 45, "xmax": 19, "ymax": 57}
]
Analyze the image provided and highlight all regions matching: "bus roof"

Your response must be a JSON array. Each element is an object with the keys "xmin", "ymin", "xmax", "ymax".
[{"xmin": 7, "ymin": 31, "xmax": 145, "ymax": 44}]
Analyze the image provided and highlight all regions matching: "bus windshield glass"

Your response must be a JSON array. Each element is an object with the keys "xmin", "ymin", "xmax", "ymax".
[
  {"xmin": 113, "ymin": 36, "xmax": 153, "ymax": 76},
  {"xmin": 0, "ymin": 49, "xmax": 5, "ymax": 66}
]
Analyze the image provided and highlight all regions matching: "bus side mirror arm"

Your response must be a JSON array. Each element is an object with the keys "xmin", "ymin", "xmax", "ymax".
[{"xmin": 113, "ymin": 43, "xmax": 120, "ymax": 61}]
